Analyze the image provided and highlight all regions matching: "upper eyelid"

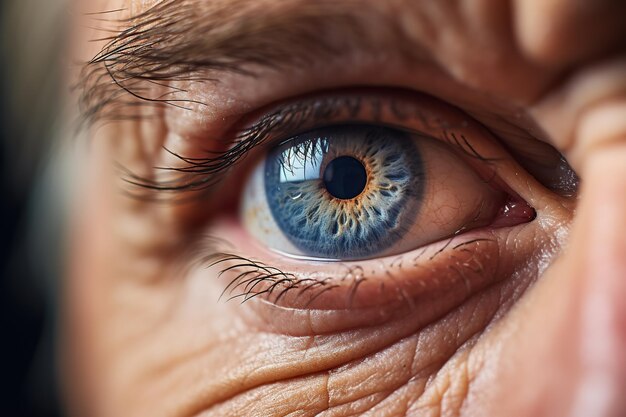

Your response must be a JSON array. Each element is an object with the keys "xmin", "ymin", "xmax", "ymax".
[
  {"xmin": 121, "ymin": 91, "xmax": 495, "ymax": 196},
  {"xmin": 123, "ymin": 95, "xmax": 370, "ymax": 193}
]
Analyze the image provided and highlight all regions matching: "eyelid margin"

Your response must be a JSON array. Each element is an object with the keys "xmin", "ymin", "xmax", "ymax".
[{"xmin": 127, "ymin": 88, "xmax": 497, "ymax": 196}]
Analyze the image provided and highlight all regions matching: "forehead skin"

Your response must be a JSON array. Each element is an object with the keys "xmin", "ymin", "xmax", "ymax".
[
  {"xmin": 119, "ymin": 0, "xmax": 625, "ymax": 70},
  {"xmin": 83, "ymin": 0, "xmax": 549, "ymax": 101}
]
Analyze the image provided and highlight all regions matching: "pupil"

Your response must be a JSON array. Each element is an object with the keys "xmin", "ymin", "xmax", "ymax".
[{"xmin": 323, "ymin": 156, "xmax": 367, "ymax": 200}]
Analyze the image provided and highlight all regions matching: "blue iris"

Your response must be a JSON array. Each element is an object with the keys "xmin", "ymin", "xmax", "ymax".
[{"xmin": 264, "ymin": 125, "xmax": 425, "ymax": 260}]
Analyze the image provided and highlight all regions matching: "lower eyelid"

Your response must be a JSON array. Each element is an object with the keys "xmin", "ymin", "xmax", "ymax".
[
  {"xmin": 174, "ymin": 90, "xmax": 561, "ymax": 332},
  {"xmin": 199, "ymin": 217, "xmax": 534, "ymax": 335}
]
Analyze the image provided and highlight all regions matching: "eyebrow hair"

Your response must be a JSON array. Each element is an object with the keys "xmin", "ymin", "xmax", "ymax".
[{"xmin": 78, "ymin": 0, "xmax": 373, "ymax": 125}]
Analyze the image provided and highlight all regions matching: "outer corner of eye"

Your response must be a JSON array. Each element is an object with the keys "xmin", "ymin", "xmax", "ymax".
[{"xmin": 238, "ymin": 124, "xmax": 532, "ymax": 263}]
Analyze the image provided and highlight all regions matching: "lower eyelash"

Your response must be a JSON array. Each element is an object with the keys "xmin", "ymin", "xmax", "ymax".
[
  {"xmin": 205, "ymin": 251, "xmax": 335, "ymax": 306},
  {"xmin": 197, "ymin": 234, "xmax": 496, "ymax": 308}
]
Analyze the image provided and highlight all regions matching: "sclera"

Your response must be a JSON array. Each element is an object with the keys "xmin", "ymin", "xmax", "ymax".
[{"xmin": 242, "ymin": 128, "xmax": 505, "ymax": 261}]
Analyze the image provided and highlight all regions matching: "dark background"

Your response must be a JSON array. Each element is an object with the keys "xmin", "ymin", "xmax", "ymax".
[{"xmin": 1, "ymin": 1, "xmax": 63, "ymax": 415}]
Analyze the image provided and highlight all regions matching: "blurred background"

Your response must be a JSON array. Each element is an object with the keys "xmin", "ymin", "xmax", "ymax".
[{"xmin": 1, "ymin": 0, "xmax": 66, "ymax": 415}]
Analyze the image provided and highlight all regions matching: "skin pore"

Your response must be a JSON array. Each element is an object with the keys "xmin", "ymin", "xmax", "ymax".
[{"xmin": 64, "ymin": 1, "xmax": 626, "ymax": 416}]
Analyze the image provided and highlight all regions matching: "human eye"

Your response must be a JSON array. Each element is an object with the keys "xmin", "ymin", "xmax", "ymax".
[
  {"xmin": 73, "ymin": 0, "xmax": 579, "ymax": 342},
  {"xmin": 242, "ymin": 100, "xmax": 530, "ymax": 262},
  {"xmin": 244, "ymin": 122, "xmax": 504, "ymax": 261},
  {"xmin": 192, "ymin": 90, "xmax": 555, "ymax": 320}
]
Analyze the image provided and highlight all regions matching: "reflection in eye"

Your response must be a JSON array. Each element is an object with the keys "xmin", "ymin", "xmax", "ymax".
[
  {"xmin": 262, "ymin": 125, "xmax": 422, "ymax": 260},
  {"xmin": 243, "ymin": 124, "xmax": 509, "ymax": 261}
]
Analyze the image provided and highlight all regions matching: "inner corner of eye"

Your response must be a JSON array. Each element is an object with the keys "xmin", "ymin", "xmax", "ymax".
[{"xmin": 238, "ymin": 124, "xmax": 535, "ymax": 261}]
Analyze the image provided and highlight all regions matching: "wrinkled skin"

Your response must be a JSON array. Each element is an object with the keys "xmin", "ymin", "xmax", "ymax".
[{"xmin": 64, "ymin": 0, "xmax": 626, "ymax": 416}]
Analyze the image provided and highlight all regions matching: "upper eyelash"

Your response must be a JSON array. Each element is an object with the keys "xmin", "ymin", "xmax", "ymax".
[
  {"xmin": 121, "ymin": 96, "xmax": 365, "ymax": 194},
  {"xmin": 120, "ymin": 93, "xmax": 495, "ymax": 198},
  {"xmin": 443, "ymin": 131, "xmax": 501, "ymax": 163}
]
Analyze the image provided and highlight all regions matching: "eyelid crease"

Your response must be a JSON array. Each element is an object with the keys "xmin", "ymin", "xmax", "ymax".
[{"xmin": 121, "ymin": 90, "xmax": 495, "ymax": 198}]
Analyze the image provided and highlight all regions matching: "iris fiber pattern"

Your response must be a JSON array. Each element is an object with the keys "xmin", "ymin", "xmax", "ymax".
[{"xmin": 265, "ymin": 125, "xmax": 425, "ymax": 259}]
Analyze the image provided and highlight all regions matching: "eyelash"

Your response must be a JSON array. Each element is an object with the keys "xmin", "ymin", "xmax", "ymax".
[
  {"xmin": 131, "ymin": 90, "xmax": 530, "ymax": 307},
  {"xmin": 121, "ymin": 91, "xmax": 494, "ymax": 196},
  {"xmin": 198, "ymin": 236, "xmax": 496, "ymax": 307}
]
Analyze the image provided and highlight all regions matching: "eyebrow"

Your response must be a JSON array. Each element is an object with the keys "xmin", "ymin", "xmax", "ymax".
[
  {"xmin": 79, "ymin": 1, "xmax": 575, "ymax": 199},
  {"xmin": 78, "ymin": 0, "xmax": 377, "ymax": 125}
]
